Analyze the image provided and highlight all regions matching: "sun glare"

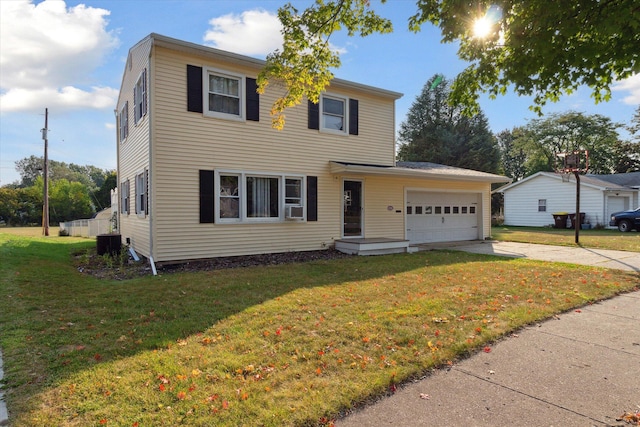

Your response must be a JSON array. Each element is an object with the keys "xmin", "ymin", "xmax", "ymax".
[{"xmin": 473, "ymin": 16, "xmax": 492, "ymax": 38}]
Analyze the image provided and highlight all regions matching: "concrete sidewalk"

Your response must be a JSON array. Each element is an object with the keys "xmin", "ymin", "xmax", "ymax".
[{"xmin": 338, "ymin": 242, "xmax": 640, "ymax": 426}]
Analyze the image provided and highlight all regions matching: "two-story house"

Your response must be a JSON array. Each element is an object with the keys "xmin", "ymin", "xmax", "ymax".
[{"xmin": 116, "ymin": 33, "xmax": 509, "ymax": 265}]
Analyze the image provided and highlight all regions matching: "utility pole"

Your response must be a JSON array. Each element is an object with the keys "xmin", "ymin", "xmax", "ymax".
[{"xmin": 42, "ymin": 108, "xmax": 49, "ymax": 236}]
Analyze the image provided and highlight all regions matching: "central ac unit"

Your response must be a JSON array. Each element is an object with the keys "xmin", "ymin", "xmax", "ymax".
[{"xmin": 285, "ymin": 205, "xmax": 304, "ymax": 219}]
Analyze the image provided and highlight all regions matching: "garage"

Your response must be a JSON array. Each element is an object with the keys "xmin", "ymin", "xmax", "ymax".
[{"xmin": 406, "ymin": 191, "xmax": 480, "ymax": 243}]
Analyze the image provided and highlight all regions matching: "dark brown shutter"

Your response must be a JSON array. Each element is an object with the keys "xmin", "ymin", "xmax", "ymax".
[
  {"xmin": 349, "ymin": 98, "xmax": 359, "ymax": 135},
  {"xmin": 245, "ymin": 77, "xmax": 259, "ymax": 121},
  {"xmin": 142, "ymin": 68, "xmax": 148, "ymax": 118},
  {"xmin": 187, "ymin": 65, "xmax": 203, "ymax": 113},
  {"xmin": 199, "ymin": 170, "xmax": 215, "ymax": 223},
  {"xmin": 308, "ymin": 100, "xmax": 319, "ymax": 130},
  {"xmin": 306, "ymin": 176, "xmax": 317, "ymax": 222}
]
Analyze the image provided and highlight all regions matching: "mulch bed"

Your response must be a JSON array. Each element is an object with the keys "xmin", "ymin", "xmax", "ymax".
[{"xmin": 74, "ymin": 247, "xmax": 351, "ymax": 280}]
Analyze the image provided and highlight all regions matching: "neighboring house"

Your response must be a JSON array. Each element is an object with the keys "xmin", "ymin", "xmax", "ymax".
[
  {"xmin": 116, "ymin": 33, "xmax": 509, "ymax": 264},
  {"xmin": 496, "ymin": 171, "xmax": 640, "ymax": 227}
]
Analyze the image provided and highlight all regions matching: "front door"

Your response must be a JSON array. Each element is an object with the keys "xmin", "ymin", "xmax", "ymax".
[{"xmin": 343, "ymin": 180, "xmax": 362, "ymax": 237}]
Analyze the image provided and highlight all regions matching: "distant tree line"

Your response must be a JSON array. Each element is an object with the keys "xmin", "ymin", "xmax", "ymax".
[
  {"xmin": 0, "ymin": 156, "xmax": 116, "ymax": 227},
  {"xmin": 396, "ymin": 76, "xmax": 639, "ymax": 215},
  {"xmin": 397, "ymin": 75, "xmax": 640, "ymax": 178}
]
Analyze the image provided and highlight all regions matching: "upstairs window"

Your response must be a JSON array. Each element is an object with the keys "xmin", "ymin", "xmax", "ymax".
[
  {"xmin": 308, "ymin": 95, "xmax": 359, "ymax": 135},
  {"xmin": 134, "ymin": 69, "xmax": 147, "ymax": 124},
  {"xmin": 322, "ymin": 95, "xmax": 346, "ymax": 132},
  {"xmin": 206, "ymin": 70, "xmax": 242, "ymax": 119},
  {"xmin": 119, "ymin": 102, "xmax": 128, "ymax": 142},
  {"xmin": 187, "ymin": 65, "xmax": 259, "ymax": 121}
]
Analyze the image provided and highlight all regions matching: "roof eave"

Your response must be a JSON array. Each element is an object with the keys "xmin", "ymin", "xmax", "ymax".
[
  {"xmin": 148, "ymin": 33, "xmax": 403, "ymax": 100},
  {"xmin": 330, "ymin": 162, "xmax": 511, "ymax": 184}
]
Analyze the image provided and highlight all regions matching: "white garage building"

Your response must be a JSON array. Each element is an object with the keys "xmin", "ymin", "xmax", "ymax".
[{"xmin": 496, "ymin": 171, "xmax": 640, "ymax": 228}]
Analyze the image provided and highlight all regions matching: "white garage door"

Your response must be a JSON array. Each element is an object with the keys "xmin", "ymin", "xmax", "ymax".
[
  {"xmin": 406, "ymin": 191, "xmax": 480, "ymax": 243},
  {"xmin": 607, "ymin": 196, "xmax": 628, "ymax": 219}
]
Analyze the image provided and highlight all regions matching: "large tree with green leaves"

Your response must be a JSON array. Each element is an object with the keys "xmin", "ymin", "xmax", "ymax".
[
  {"xmin": 496, "ymin": 127, "xmax": 528, "ymax": 181},
  {"xmin": 629, "ymin": 105, "xmax": 640, "ymax": 142},
  {"xmin": 523, "ymin": 112, "xmax": 622, "ymax": 174},
  {"xmin": 258, "ymin": 0, "xmax": 639, "ymax": 127},
  {"xmin": 396, "ymin": 75, "xmax": 500, "ymax": 174},
  {"xmin": 13, "ymin": 155, "xmax": 114, "ymax": 191}
]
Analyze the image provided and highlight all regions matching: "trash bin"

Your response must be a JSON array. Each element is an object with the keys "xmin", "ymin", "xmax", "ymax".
[
  {"xmin": 552, "ymin": 213, "xmax": 569, "ymax": 229},
  {"xmin": 568, "ymin": 213, "xmax": 586, "ymax": 229}
]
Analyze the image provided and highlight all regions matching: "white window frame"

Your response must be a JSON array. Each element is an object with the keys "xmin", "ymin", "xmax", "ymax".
[
  {"xmin": 538, "ymin": 199, "xmax": 547, "ymax": 212},
  {"xmin": 134, "ymin": 69, "xmax": 147, "ymax": 125},
  {"xmin": 285, "ymin": 177, "xmax": 303, "ymax": 207},
  {"xmin": 218, "ymin": 173, "xmax": 241, "ymax": 220},
  {"xmin": 203, "ymin": 67, "xmax": 245, "ymax": 121},
  {"xmin": 320, "ymin": 93, "xmax": 348, "ymax": 135},
  {"xmin": 135, "ymin": 170, "xmax": 147, "ymax": 217},
  {"xmin": 214, "ymin": 171, "xmax": 305, "ymax": 223},
  {"xmin": 120, "ymin": 179, "xmax": 130, "ymax": 215},
  {"xmin": 119, "ymin": 102, "xmax": 128, "ymax": 142}
]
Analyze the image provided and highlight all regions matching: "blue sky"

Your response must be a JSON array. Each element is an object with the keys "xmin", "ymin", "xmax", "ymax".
[{"xmin": 1, "ymin": 0, "xmax": 638, "ymax": 186}]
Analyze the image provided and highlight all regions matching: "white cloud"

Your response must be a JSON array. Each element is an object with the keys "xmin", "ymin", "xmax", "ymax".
[
  {"xmin": 203, "ymin": 8, "xmax": 348, "ymax": 58},
  {"xmin": 612, "ymin": 73, "xmax": 640, "ymax": 105},
  {"xmin": 204, "ymin": 9, "xmax": 283, "ymax": 57},
  {"xmin": 0, "ymin": 0, "xmax": 119, "ymax": 113},
  {"xmin": 1, "ymin": 86, "xmax": 119, "ymax": 113}
]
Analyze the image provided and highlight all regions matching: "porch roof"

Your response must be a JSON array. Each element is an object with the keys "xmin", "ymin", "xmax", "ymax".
[{"xmin": 329, "ymin": 161, "xmax": 511, "ymax": 184}]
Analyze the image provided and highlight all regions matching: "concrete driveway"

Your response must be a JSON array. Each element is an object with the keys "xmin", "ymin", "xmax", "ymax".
[{"xmin": 443, "ymin": 241, "xmax": 640, "ymax": 272}]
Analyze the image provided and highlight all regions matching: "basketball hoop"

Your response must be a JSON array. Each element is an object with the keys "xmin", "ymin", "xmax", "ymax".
[
  {"xmin": 555, "ymin": 150, "xmax": 589, "ymax": 175},
  {"xmin": 554, "ymin": 150, "xmax": 589, "ymax": 245}
]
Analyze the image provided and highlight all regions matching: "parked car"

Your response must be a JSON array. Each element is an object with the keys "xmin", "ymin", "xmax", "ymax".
[{"xmin": 609, "ymin": 207, "xmax": 640, "ymax": 232}]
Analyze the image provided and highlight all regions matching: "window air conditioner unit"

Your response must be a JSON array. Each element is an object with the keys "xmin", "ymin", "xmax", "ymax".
[{"xmin": 285, "ymin": 205, "xmax": 304, "ymax": 219}]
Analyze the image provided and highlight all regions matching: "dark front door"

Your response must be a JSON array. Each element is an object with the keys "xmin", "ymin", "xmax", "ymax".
[{"xmin": 343, "ymin": 180, "xmax": 362, "ymax": 237}]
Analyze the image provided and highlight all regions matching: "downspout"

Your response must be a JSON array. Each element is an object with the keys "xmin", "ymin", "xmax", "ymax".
[
  {"xmin": 114, "ymin": 108, "xmax": 120, "ymax": 235},
  {"xmin": 148, "ymin": 41, "xmax": 157, "ymax": 275}
]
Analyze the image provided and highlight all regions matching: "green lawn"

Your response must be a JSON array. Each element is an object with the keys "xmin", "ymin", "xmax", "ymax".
[
  {"xmin": 492, "ymin": 226, "xmax": 640, "ymax": 252},
  {"xmin": 0, "ymin": 229, "xmax": 638, "ymax": 426}
]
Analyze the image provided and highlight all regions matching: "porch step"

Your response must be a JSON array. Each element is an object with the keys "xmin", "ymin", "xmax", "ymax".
[{"xmin": 335, "ymin": 238, "xmax": 410, "ymax": 256}]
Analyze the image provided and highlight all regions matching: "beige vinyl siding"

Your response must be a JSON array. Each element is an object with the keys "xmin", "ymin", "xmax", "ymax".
[
  {"xmin": 117, "ymin": 38, "xmax": 152, "ymax": 256},
  {"xmin": 118, "ymin": 35, "xmax": 504, "ymax": 262},
  {"xmin": 149, "ymin": 46, "xmax": 398, "ymax": 261},
  {"xmin": 355, "ymin": 175, "xmax": 491, "ymax": 241}
]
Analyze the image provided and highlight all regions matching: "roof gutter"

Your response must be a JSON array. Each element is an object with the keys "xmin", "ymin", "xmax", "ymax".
[{"xmin": 329, "ymin": 161, "xmax": 511, "ymax": 184}]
